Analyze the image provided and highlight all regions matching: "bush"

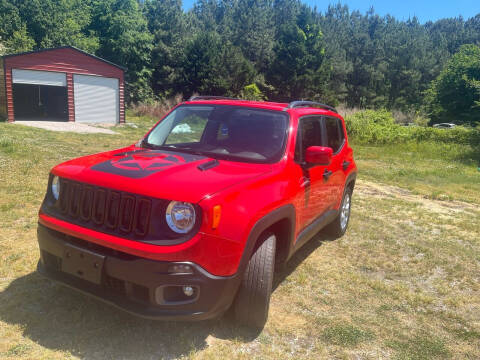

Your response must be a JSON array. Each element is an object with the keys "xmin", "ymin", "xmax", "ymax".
[
  {"xmin": 241, "ymin": 84, "xmax": 266, "ymax": 101},
  {"xmin": 345, "ymin": 109, "xmax": 480, "ymax": 149}
]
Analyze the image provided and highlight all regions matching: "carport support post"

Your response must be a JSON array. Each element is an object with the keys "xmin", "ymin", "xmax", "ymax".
[{"xmin": 67, "ymin": 73, "xmax": 75, "ymax": 122}]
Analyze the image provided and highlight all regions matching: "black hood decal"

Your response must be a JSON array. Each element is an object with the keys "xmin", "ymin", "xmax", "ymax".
[{"xmin": 91, "ymin": 149, "xmax": 206, "ymax": 179}]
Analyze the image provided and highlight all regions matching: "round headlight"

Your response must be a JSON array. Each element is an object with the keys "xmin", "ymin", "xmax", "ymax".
[
  {"xmin": 51, "ymin": 176, "xmax": 60, "ymax": 200},
  {"xmin": 166, "ymin": 201, "xmax": 196, "ymax": 234}
]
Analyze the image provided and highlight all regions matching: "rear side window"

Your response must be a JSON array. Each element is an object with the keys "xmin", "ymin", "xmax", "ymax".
[{"xmin": 325, "ymin": 117, "xmax": 345, "ymax": 153}]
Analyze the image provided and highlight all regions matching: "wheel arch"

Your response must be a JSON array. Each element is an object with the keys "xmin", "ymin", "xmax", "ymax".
[
  {"xmin": 345, "ymin": 171, "xmax": 357, "ymax": 192},
  {"xmin": 236, "ymin": 204, "xmax": 296, "ymax": 276}
]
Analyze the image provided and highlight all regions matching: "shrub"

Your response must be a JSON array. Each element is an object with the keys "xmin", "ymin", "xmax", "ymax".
[
  {"xmin": 345, "ymin": 109, "xmax": 480, "ymax": 149},
  {"xmin": 241, "ymin": 83, "xmax": 266, "ymax": 101}
]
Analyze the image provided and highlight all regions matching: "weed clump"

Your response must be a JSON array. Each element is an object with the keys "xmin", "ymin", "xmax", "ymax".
[{"xmin": 322, "ymin": 324, "xmax": 374, "ymax": 347}]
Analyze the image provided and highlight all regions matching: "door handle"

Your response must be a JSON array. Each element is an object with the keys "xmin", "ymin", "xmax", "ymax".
[
  {"xmin": 342, "ymin": 160, "xmax": 351, "ymax": 171},
  {"xmin": 323, "ymin": 169, "xmax": 333, "ymax": 181},
  {"xmin": 299, "ymin": 176, "xmax": 310, "ymax": 188}
]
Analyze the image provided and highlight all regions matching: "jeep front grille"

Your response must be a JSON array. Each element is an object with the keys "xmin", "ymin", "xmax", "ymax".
[{"xmin": 56, "ymin": 178, "xmax": 153, "ymax": 238}]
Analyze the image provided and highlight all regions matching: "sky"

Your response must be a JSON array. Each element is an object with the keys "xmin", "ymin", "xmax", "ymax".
[{"xmin": 182, "ymin": 0, "xmax": 480, "ymax": 24}]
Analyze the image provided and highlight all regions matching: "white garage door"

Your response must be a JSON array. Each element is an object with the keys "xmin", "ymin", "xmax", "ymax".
[
  {"xmin": 12, "ymin": 69, "xmax": 66, "ymax": 87},
  {"xmin": 73, "ymin": 74, "xmax": 119, "ymax": 123}
]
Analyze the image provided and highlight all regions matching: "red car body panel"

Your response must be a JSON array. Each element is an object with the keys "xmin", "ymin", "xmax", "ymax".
[
  {"xmin": 51, "ymin": 146, "xmax": 273, "ymax": 204},
  {"xmin": 39, "ymin": 100, "xmax": 357, "ymax": 278}
]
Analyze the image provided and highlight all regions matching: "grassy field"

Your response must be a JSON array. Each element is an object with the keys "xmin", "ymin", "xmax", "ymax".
[{"xmin": 0, "ymin": 115, "xmax": 479, "ymax": 359}]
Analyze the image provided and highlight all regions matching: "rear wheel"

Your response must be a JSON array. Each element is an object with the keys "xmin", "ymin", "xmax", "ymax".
[
  {"xmin": 234, "ymin": 233, "xmax": 276, "ymax": 329},
  {"xmin": 325, "ymin": 187, "xmax": 352, "ymax": 238}
]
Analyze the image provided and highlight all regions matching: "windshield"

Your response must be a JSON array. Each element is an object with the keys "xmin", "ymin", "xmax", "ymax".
[{"xmin": 144, "ymin": 105, "xmax": 289, "ymax": 163}]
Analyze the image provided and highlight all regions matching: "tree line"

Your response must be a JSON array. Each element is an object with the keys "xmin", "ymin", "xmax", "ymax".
[{"xmin": 0, "ymin": 0, "xmax": 479, "ymax": 124}]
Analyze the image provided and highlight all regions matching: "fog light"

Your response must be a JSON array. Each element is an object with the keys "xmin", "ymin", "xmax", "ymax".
[
  {"xmin": 183, "ymin": 285, "xmax": 194, "ymax": 297},
  {"xmin": 168, "ymin": 264, "xmax": 193, "ymax": 274},
  {"xmin": 155, "ymin": 285, "xmax": 199, "ymax": 304}
]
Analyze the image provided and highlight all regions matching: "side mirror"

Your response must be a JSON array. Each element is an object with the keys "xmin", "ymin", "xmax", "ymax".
[{"xmin": 305, "ymin": 146, "xmax": 333, "ymax": 166}]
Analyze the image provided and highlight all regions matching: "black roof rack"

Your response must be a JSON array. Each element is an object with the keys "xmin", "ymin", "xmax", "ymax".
[
  {"xmin": 188, "ymin": 95, "xmax": 241, "ymax": 101},
  {"xmin": 286, "ymin": 101, "xmax": 337, "ymax": 113}
]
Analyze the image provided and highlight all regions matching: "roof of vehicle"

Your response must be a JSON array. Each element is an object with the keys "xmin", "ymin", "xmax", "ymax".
[
  {"xmin": 183, "ymin": 98, "xmax": 341, "ymax": 117},
  {"xmin": 183, "ymin": 99, "xmax": 288, "ymax": 111}
]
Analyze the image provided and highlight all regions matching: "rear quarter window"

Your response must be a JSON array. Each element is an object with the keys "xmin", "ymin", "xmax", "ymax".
[{"xmin": 324, "ymin": 117, "xmax": 345, "ymax": 153}]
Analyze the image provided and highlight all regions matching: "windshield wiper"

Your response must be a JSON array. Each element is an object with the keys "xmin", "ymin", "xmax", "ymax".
[
  {"xmin": 142, "ymin": 142, "xmax": 177, "ymax": 150},
  {"xmin": 143, "ymin": 142, "xmax": 208, "ymax": 156}
]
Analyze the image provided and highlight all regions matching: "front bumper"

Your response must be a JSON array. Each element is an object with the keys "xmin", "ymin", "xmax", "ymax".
[{"xmin": 37, "ymin": 223, "xmax": 241, "ymax": 320}]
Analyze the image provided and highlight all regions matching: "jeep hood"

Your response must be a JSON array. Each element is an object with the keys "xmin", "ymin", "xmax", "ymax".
[{"xmin": 52, "ymin": 146, "xmax": 272, "ymax": 203}]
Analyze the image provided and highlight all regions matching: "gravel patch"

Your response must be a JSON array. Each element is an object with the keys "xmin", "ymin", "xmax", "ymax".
[{"xmin": 12, "ymin": 121, "xmax": 116, "ymax": 134}]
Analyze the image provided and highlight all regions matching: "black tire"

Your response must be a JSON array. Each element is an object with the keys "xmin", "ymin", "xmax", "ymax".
[
  {"xmin": 325, "ymin": 186, "xmax": 353, "ymax": 239},
  {"xmin": 234, "ymin": 233, "xmax": 276, "ymax": 329}
]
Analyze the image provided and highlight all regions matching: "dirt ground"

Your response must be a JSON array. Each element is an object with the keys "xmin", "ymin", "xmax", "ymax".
[{"xmin": 12, "ymin": 121, "xmax": 116, "ymax": 134}]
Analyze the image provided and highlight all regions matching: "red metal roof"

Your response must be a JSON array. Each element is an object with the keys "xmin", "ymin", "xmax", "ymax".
[{"xmin": 2, "ymin": 46, "xmax": 125, "ymax": 70}]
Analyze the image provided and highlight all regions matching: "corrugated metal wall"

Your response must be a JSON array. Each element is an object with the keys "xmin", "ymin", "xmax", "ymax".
[
  {"xmin": 74, "ymin": 74, "xmax": 119, "ymax": 123},
  {"xmin": 12, "ymin": 69, "xmax": 67, "ymax": 86},
  {"xmin": 0, "ymin": 58, "xmax": 7, "ymax": 120},
  {"xmin": 3, "ymin": 47, "xmax": 125, "ymax": 123}
]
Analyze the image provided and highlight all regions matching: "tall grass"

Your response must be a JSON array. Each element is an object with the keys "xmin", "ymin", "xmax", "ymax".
[
  {"xmin": 129, "ymin": 94, "xmax": 184, "ymax": 119},
  {"xmin": 345, "ymin": 110, "xmax": 480, "ymax": 162},
  {"xmin": 336, "ymin": 105, "xmax": 361, "ymax": 119}
]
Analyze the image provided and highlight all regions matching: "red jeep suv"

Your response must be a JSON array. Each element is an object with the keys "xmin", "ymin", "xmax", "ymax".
[{"xmin": 37, "ymin": 97, "xmax": 357, "ymax": 328}]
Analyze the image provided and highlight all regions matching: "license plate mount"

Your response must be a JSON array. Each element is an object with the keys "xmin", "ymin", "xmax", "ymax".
[{"xmin": 62, "ymin": 243, "xmax": 105, "ymax": 285}]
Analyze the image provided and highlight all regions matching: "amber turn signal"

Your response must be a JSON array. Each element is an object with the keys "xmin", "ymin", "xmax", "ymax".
[{"xmin": 212, "ymin": 205, "xmax": 221, "ymax": 229}]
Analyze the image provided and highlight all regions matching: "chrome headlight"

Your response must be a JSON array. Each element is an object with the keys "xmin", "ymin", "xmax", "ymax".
[
  {"xmin": 166, "ymin": 201, "xmax": 196, "ymax": 234},
  {"xmin": 51, "ymin": 176, "xmax": 60, "ymax": 200}
]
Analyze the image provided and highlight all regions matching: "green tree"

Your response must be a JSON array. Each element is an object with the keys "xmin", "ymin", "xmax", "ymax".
[
  {"xmin": 232, "ymin": 0, "xmax": 275, "ymax": 72},
  {"xmin": 11, "ymin": 0, "xmax": 99, "ymax": 53},
  {"xmin": 383, "ymin": 17, "xmax": 447, "ymax": 110},
  {"xmin": 90, "ymin": 0, "xmax": 153, "ymax": 102},
  {"xmin": 0, "ymin": 0, "xmax": 35, "ymax": 53},
  {"xmin": 465, "ymin": 15, "xmax": 480, "ymax": 46},
  {"xmin": 192, "ymin": 0, "xmax": 228, "ymax": 33},
  {"xmin": 4, "ymin": 25, "xmax": 35, "ymax": 53},
  {"xmin": 320, "ymin": 6, "xmax": 389, "ymax": 107},
  {"xmin": 144, "ymin": 0, "xmax": 187, "ymax": 97},
  {"xmin": 267, "ymin": 7, "xmax": 329, "ymax": 102},
  {"xmin": 1, "ymin": 0, "xmax": 479, "ymax": 109},
  {"xmin": 273, "ymin": 0, "xmax": 301, "ymax": 28},
  {"xmin": 425, "ymin": 44, "xmax": 480, "ymax": 125},
  {"xmin": 0, "ymin": 0, "xmax": 21, "ymax": 40},
  {"xmin": 180, "ymin": 32, "xmax": 255, "ymax": 97}
]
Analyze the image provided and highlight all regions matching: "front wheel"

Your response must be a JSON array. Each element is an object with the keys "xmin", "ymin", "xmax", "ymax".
[
  {"xmin": 233, "ymin": 233, "xmax": 276, "ymax": 329},
  {"xmin": 325, "ymin": 187, "xmax": 352, "ymax": 238}
]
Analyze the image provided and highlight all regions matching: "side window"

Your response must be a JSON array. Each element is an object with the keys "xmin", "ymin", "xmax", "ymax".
[
  {"xmin": 295, "ymin": 117, "xmax": 323, "ymax": 162},
  {"xmin": 324, "ymin": 117, "xmax": 345, "ymax": 153}
]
